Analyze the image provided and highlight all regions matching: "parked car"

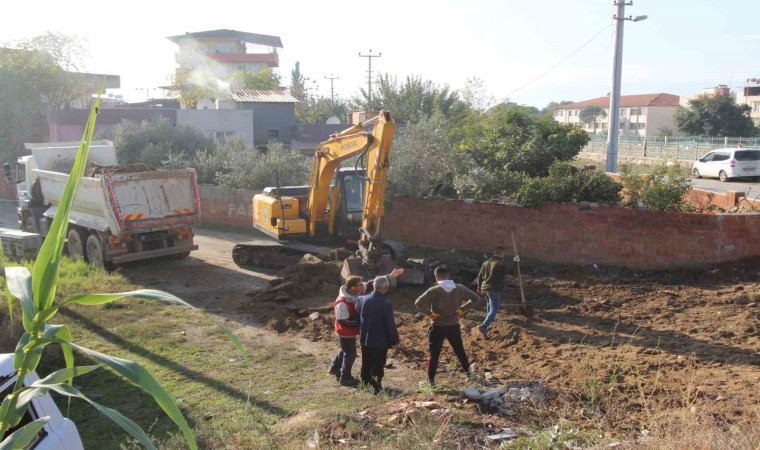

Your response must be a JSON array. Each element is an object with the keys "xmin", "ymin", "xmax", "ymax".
[
  {"xmin": 692, "ymin": 148, "xmax": 760, "ymax": 182},
  {"xmin": 0, "ymin": 353, "xmax": 85, "ymax": 449}
]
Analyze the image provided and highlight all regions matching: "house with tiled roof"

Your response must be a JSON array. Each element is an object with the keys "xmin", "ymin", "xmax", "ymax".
[{"xmin": 554, "ymin": 93, "xmax": 688, "ymax": 139}]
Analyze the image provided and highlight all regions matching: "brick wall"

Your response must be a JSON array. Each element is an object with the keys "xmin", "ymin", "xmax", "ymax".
[
  {"xmin": 198, "ymin": 185, "xmax": 260, "ymax": 230},
  {"xmin": 383, "ymin": 197, "xmax": 760, "ymax": 268}
]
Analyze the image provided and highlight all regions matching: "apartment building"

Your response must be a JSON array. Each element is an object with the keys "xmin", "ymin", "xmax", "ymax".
[
  {"xmin": 167, "ymin": 29, "xmax": 283, "ymax": 80},
  {"xmin": 736, "ymin": 79, "xmax": 760, "ymax": 127},
  {"xmin": 554, "ymin": 93, "xmax": 685, "ymax": 139}
]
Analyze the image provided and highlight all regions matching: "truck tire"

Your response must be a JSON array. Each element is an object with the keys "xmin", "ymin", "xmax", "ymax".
[
  {"xmin": 67, "ymin": 229, "xmax": 88, "ymax": 261},
  {"xmin": 86, "ymin": 234, "xmax": 108, "ymax": 269}
]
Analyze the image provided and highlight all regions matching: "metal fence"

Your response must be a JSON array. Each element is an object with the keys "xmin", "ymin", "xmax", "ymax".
[{"xmin": 584, "ymin": 136, "xmax": 760, "ymax": 161}]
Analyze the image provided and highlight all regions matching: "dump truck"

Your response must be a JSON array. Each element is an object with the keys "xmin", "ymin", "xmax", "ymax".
[{"xmin": 3, "ymin": 140, "xmax": 200, "ymax": 267}]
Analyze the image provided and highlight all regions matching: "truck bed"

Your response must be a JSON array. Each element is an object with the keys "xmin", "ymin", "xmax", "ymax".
[{"xmin": 34, "ymin": 168, "xmax": 201, "ymax": 235}]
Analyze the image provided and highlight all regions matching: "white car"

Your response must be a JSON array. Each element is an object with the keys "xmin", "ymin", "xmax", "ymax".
[
  {"xmin": 0, "ymin": 353, "xmax": 85, "ymax": 450},
  {"xmin": 692, "ymin": 148, "xmax": 760, "ymax": 182}
]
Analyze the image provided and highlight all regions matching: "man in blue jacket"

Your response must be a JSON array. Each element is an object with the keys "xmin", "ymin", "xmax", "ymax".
[{"xmin": 355, "ymin": 276, "xmax": 400, "ymax": 394}]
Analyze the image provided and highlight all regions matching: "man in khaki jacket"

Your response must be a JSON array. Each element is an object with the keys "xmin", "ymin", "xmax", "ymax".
[{"xmin": 414, "ymin": 265, "xmax": 481, "ymax": 385}]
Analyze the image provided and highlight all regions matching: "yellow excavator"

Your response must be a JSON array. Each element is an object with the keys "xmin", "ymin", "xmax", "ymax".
[{"xmin": 232, "ymin": 111, "xmax": 423, "ymax": 284}]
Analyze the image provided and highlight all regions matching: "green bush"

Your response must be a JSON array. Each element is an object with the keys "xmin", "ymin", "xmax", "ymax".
[
  {"xmin": 194, "ymin": 138, "xmax": 311, "ymax": 190},
  {"xmin": 112, "ymin": 118, "xmax": 212, "ymax": 166},
  {"xmin": 512, "ymin": 162, "xmax": 622, "ymax": 208},
  {"xmin": 619, "ymin": 163, "xmax": 693, "ymax": 212}
]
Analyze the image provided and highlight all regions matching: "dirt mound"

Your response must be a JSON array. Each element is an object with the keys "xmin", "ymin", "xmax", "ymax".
[
  {"xmin": 85, "ymin": 162, "xmax": 156, "ymax": 176},
  {"xmin": 245, "ymin": 253, "xmax": 343, "ymax": 303}
]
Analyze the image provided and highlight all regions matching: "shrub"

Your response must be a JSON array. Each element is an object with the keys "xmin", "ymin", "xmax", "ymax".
[
  {"xmin": 195, "ymin": 138, "xmax": 311, "ymax": 190},
  {"xmin": 112, "ymin": 118, "xmax": 212, "ymax": 166},
  {"xmin": 619, "ymin": 163, "xmax": 693, "ymax": 212},
  {"xmin": 512, "ymin": 162, "xmax": 622, "ymax": 208}
]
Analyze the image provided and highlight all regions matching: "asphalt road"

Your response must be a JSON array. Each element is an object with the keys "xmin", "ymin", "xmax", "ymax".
[{"xmin": 691, "ymin": 176, "xmax": 760, "ymax": 196}]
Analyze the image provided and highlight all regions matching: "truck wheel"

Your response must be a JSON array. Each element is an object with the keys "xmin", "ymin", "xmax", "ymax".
[
  {"xmin": 86, "ymin": 234, "xmax": 111, "ymax": 270},
  {"xmin": 67, "ymin": 229, "xmax": 87, "ymax": 261},
  {"xmin": 174, "ymin": 252, "xmax": 191, "ymax": 259}
]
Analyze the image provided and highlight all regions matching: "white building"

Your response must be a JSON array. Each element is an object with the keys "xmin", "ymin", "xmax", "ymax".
[{"xmin": 554, "ymin": 93, "xmax": 686, "ymax": 139}]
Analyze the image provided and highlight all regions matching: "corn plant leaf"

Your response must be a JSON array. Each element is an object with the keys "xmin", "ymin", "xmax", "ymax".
[
  {"xmin": 0, "ymin": 416, "xmax": 49, "ymax": 450},
  {"xmin": 66, "ymin": 342, "xmax": 196, "ymax": 450},
  {"xmin": 33, "ymin": 365, "xmax": 99, "ymax": 386},
  {"xmin": 40, "ymin": 382, "xmax": 158, "ymax": 450},
  {"xmin": 1, "ymin": 385, "xmax": 52, "ymax": 433},
  {"xmin": 32, "ymin": 92, "xmax": 101, "ymax": 312},
  {"xmin": 13, "ymin": 333, "xmax": 41, "ymax": 373},
  {"xmin": 4, "ymin": 267, "xmax": 35, "ymax": 333},
  {"xmin": 4, "ymin": 289, "xmax": 12, "ymax": 330},
  {"xmin": 42, "ymin": 325, "xmax": 75, "ymax": 377}
]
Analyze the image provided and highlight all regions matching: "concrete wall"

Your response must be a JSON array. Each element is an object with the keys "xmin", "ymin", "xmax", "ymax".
[
  {"xmin": 644, "ymin": 105, "xmax": 679, "ymax": 139},
  {"xmin": 177, "ymin": 109, "xmax": 254, "ymax": 147},
  {"xmin": 240, "ymin": 102, "xmax": 296, "ymax": 147},
  {"xmin": 383, "ymin": 197, "xmax": 760, "ymax": 269},
  {"xmin": 47, "ymin": 108, "xmax": 177, "ymax": 142}
]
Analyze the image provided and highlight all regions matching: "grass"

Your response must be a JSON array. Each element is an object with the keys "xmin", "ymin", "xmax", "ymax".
[{"xmin": 0, "ymin": 257, "xmax": 390, "ymax": 449}]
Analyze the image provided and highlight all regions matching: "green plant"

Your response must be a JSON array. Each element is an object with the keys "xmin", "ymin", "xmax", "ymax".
[
  {"xmin": 619, "ymin": 162, "xmax": 692, "ymax": 211},
  {"xmin": 0, "ymin": 94, "xmax": 243, "ymax": 449},
  {"xmin": 512, "ymin": 161, "xmax": 622, "ymax": 207}
]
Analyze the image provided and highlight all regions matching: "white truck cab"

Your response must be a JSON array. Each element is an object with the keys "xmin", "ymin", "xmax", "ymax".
[{"xmin": 0, "ymin": 354, "xmax": 85, "ymax": 449}]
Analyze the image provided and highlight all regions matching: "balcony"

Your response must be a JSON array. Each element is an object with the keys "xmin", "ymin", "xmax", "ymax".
[{"xmin": 206, "ymin": 52, "xmax": 279, "ymax": 67}]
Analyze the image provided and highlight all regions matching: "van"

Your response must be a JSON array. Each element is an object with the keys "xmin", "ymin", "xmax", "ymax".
[{"xmin": 692, "ymin": 148, "xmax": 760, "ymax": 181}]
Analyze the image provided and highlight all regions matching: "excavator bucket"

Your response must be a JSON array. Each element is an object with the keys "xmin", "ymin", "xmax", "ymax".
[{"xmin": 340, "ymin": 256, "xmax": 425, "ymax": 286}]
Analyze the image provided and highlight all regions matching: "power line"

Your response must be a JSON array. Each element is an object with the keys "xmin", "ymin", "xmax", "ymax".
[
  {"xmin": 359, "ymin": 49, "xmax": 381, "ymax": 104},
  {"xmin": 507, "ymin": 24, "xmax": 613, "ymax": 98},
  {"xmin": 324, "ymin": 74, "xmax": 339, "ymax": 103}
]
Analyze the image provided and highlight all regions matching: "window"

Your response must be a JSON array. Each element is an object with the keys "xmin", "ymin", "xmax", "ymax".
[
  {"xmin": 268, "ymin": 129, "xmax": 280, "ymax": 139},
  {"xmin": 206, "ymin": 131, "xmax": 236, "ymax": 143},
  {"xmin": 342, "ymin": 175, "xmax": 365, "ymax": 213},
  {"xmin": 713, "ymin": 153, "xmax": 731, "ymax": 162},
  {"xmin": 701, "ymin": 152, "xmax": 715, "ymax": 162},
  {"xmin": 640, "ymin": 107, "xmax": 647, "ymax": 115},
  {"xmin": 620, "ymin": 108, "xmax": 627, "ymax": 115},
  {"xmin": 637, "ymin": 123, "xmax": 646, "ymax": 130},
  {"xmin": 601, "ymin": 123, "xmax": 608, "ymax": 130},
  {"xmin": 734, "ymin": 150, "xmax": 760, "ymax": 161},
  {"xmin": 215, "ymin": 44, "xmax": 232, "ymax": 53},
  {"xmin": 630, "ymin": 108, "xmax": 641, "ymax": 115},
  {"xmin": 752, "ymin": 101, "xmax": 760, "ymax": 113}
]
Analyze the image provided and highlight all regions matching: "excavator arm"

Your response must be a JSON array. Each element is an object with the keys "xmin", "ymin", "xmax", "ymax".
[{"xmin": 305, "ymin": 111, "xmax": 394, "ymax": 270}]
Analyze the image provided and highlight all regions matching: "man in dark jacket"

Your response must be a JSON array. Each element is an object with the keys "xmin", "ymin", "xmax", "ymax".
[
  {"xmin": 355, "ymin": 276, "xmax": 400, "ymax": 394},
  {"xmin": 415, "ymin": 265, "xmax": 481, "ymax": 385},
  {"xmin": 477, "ymin": 246, "xmax": 507, "ymax": 340},
  {"xmin": 330, "ymin": 269, "xmax": 404, "ymax": 386}
]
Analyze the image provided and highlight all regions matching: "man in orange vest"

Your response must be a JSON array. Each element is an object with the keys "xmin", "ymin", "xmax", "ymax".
[{"xmin": 330, "ymin": 268, "xmax": 404, "ymax": 386}]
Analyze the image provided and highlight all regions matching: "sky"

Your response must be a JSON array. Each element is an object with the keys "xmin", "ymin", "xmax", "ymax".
[{"xmin": 1, "ymin": 0, "xmax": 758, "ymax": 108}]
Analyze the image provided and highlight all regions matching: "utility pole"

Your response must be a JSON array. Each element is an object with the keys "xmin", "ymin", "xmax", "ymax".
[
  {"xmin": 358, "ymin": 49, "xmax": 381, "ymax": 105},
  {"xmin": 605, "ymin": 1, "xmax": 647, "ymax": 173},
  {"xmin": 324, "ymin": 74, "xmax": 339, "ymax": 103}
]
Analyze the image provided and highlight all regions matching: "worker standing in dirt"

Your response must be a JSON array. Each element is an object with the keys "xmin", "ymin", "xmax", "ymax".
[
  {"xmin": 477, "ymin": 246, "xmax": 508, "ymax": 340},
  {"xmin": 415, "ymin": 265, "xmax": 481, "ymax": 385},
  {"xmin": 330, "ymin": 269, "xmax": 404, "ymax": 387},
  {"xmin": 355, "ymin": 276, "xmax": 400, "ymax": 394}
]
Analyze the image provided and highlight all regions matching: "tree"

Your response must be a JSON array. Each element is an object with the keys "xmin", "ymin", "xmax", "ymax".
[
  {"xmin": 112, "ymin": 117, "xmax": 212, "ymax": 167},
  {"xmin": 352, "ymin": 75, "xmax": 467, "ymax": 124},
  {"xmin": 0, "ymin": 32, "xmax": 90, "ymax": 160},
  {"xmin": 541, "ymin": 100, "xmax": 574, "ymax": 116},
  {"xmin": 230, "ymin": 67, "xmax": 282, "ymax": 91},
  {"xmin": 168, "ymin": 70, "xmax": 219, "ymax": 109},
  {"xmin": 457, "ymin": 105, "xmax": 589, "ymax": 178},
  {"xmin": 579, "ymin": 105, "xmax": 607, "ymax": 134},
  {"xmin": 675, "ymin": 95, "xmax": 757, "ymax": 137}
]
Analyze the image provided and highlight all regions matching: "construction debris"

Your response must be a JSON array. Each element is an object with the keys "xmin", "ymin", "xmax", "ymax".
[
  {"xmin": 386, "ymin": 401, "xmax": 449, "ymax": 427},
  {"xmin": 464, "ymin": 380, "xmax": 553, "ymax": 413},
  {"xmin": 85, "ymin": 162, "xmax": 156, "ymax": 176},
  {"xmin": 405, "ymin": 249, "xmax": 482, "ymax": 285}
]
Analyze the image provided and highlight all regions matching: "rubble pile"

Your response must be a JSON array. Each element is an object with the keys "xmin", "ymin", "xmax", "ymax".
[
  {"xmin": 247, "ymin": 253, "xmax": 343, "ymax": 302},
  {"xmin": 385, "ymin": 401, "xmax": 451, "ymax": 427},
  {"xmin": 464, "ymin": 380, "xmax": 553, "ymax": 414},
  {"xmin": 85, "ymin": 162, "xmax": 156, "ymax": 176},
  {"xmin": 405, "ymin": 249, "xmax": 482, "ymax": 285}
]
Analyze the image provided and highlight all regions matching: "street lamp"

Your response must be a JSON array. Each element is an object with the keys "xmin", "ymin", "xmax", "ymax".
[{"xmin": 605, "ymin": 2, "xmax": 648, "ymax": 173}]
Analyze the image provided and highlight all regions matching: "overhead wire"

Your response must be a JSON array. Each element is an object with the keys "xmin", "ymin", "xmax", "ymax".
[{"xmin": 507, "ymin": 24, "xmax": 613, "ymax": 99}]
